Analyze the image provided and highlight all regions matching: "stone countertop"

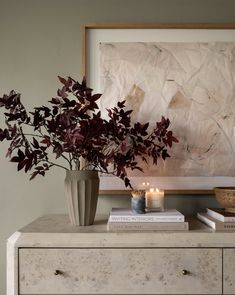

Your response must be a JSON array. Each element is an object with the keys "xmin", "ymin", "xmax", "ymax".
[
  {"xmin": 6, "ymin": 214, "xmax": 235, "ymax": 249},
  {"xmin": 19, "ymin": 214, "xmax": 208, "ymax": 233}
]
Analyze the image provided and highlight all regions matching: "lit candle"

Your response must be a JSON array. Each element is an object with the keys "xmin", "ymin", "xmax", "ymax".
[
  {"xmin": 146, "ymin": 188, "xmax": 164, "ymax": 211},
  {"xmin": 142, "ymin": 182, "xmax": 150, "ymax": 190}
]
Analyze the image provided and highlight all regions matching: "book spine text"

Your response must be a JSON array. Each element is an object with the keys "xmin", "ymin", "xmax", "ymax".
[
  {"xmin": 108, "ymin": 222, "xmax": 188, "ymax": 231},
  {"xmin": 109, "ymin": 216, "xmax": 184, "ymax": 223}
]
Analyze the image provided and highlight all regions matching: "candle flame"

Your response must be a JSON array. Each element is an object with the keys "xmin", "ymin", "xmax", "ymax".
[
  {"xmin": 150, "ymin": 188, "xmax": 154, "ymax": 193},
  {"xmin": 156, "ymin": 188, "xmax": 160, "ymax": 192}
]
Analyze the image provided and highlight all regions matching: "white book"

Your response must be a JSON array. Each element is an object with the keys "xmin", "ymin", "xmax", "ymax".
[
  {"xmin": 197, "ymin": 212, "xmax": 235, "ymax": 231},
  {"xmin": 107, "ymin": 221, "xmax": 189, "ymax": 232},
  {"xmin": 109, "ymin": 208, "xmax": 185, "ymax": 223},
  {"xmin": 207, "ymin": 208, "xmax": 235, "ymax": 222}
]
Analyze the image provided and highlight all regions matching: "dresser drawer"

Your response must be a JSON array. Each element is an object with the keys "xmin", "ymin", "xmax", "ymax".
[
  {"xmin": 19, "ymin": 248, "xmax": 222, "ymax": 294},
  {"xmin": 223, "ymin": 249, "xmax": 235, "ymax": 294}
]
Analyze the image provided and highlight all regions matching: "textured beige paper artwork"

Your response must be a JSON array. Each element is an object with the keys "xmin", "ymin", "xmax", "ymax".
[{"xmin": 99, "ymin": 42, "xmax": 235, "ymax": 176}]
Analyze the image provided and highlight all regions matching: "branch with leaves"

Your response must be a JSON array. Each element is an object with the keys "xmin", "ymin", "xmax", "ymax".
[{"xmin": 0, "ymin": 76, "xmax": 178, "ymax": 188}]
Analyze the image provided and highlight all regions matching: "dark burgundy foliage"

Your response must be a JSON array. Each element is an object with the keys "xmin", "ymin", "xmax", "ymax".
[{"xmin": 0, "ymin": 76, "xmax": 178, "ymax": 188}]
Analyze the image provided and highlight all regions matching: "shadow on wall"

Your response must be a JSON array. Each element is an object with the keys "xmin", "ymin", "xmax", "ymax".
[{"xmin": 97, "ymin": 194, "xmax": 221, "ymax": 217}]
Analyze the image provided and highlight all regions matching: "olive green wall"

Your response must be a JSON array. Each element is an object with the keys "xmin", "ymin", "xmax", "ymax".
[{"xmin": 0, "ymin": 0, "xmax": 235, "ymax": 294}]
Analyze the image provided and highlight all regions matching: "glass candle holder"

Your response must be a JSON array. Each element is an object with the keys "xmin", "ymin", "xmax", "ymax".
[
  {"xmin": 146, "ymin": 188, "xmax": 164, "ymax": 211},
  {"xmin": 131, "ymin": 190, "xmax": 146, "ymax": 214}
]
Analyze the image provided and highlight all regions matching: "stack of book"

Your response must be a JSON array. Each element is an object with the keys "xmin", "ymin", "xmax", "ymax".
[
  {"xmin": 197, "ymin": 208, "xmax": 235, "ymax": 231},
  {"xmin": 107, "ymin": 208, "xmax": 188, "ymax": 232}
]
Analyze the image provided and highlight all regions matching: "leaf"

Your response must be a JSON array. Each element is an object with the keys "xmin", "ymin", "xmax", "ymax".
[
  {"xmin": 81, "ymin": 76, "xmax": 87, "ymax": 88},
  {"xmin": 49, "ymin": 97, "xmax": 63, "ymax": 105},
  {"xmin": 124, "ymin": 177, "xmax": 132, "ymax": 188},
  {"xmin": 52, "ymin": 106, "xmax": 58, "ymax": 115},
  {"xmin": 17, "ymin": 159, "xmax": 27, "ymax": 171},
  {"xmin": 142, "ymin": 156, "xmax": 148, "ymax": 163},
  {"xmin": 58, "ymin": 76, "xmax": 72, "ymax": 88},
  {"xmin": 162, "ymin": 149, "xmax": 170, "ymax": 160},
  {"xmin": 117, "ymin": 101, "xmax": 126, "ymax": 108},
  {"xmin": 25, "ymin": 158, "xmax": 32, "ymax": 173},
  {"xmin": 33, "ymin": 137, "xmax": 39, "ymax": 148},
  {"xmin": 91, "ymin": 93, "xmax": 102, "ymax": 101},
  {"xmin": 171, "ymin": 135, "xmax": 179, "ymax": 143},
  {"xmin": 18, "ymin": 149, "xmax": 25, "ymax": 161},
  {"xmin": 125, "ymin": 110, "xmax": 133, "ymax": 116},
  {"xmin": 35, "ymin": 166, "xmax": 44, "ymax": 170},
  {"xmin": 29, "ymin": 171, "xmax": 38, "ymax": 180},
  {"xmin": 0, "ymin": 128, "xmax": 6, "ymax": 141},
  {"xmin": 57, "ymin": 87, "xmax": 68, "ymax": 99},
  {"xmin": 10, "ymin": 156, "xmax": 20, "ymax": 162},
  {"xmin": 53, "ymin": 142, "xmax": 63, "ymax": 158}
]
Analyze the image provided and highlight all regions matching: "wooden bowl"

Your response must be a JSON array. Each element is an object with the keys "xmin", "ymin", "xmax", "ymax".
[{"xmin": 214, "ymin": 187, "xmax": 235, "ymax": 213}]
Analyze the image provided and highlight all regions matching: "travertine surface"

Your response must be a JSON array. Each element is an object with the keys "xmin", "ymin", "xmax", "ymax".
[
  {"xmin": 19, "ymin": 248, "xmax": 222, "ymax": 294},
  {"xmin": 100, "ymin": 42, "xmax": 235, "ymax": 177},
  {"xmin": 7, "ymin": 215, "xmax": 235, "ymax": 295},
  {"xmin": 12, "ymin": 215, "xmax": 235, "ymax": 248},
  {"xmin": 223, "ymin": 249, "xmax": 235, "ymax": 294}
]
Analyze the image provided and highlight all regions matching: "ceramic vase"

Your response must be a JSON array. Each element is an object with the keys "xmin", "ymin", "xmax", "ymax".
[
  {"xmin": 65, "ymin": 170, "xmax": 99, "ymax": 226},
  {"xmin": 214, "ymin": 187, "xmax": 235, "ymax": 213}
]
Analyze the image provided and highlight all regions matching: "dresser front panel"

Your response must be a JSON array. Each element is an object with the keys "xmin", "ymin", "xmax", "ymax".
[
  {"xmin": 223, "ymin": 249, "xmax": 235, "ymax": 294},
  {"xmin": 19, "ymin": 248, "xmax": 222, "ymax": 295}
]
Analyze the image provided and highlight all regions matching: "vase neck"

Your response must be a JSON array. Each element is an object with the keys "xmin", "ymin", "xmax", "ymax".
[{"xmin": 65, "ymin": 170, "xmax": 99, "ymax": 180}]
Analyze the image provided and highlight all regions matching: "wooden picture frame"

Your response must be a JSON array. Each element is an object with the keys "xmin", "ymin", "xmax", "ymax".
[{"xmin": 82, "ymin": 23, "xmax": 235, "ymax": 195}]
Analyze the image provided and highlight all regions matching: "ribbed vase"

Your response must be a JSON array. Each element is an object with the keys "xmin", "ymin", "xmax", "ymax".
[{"xmin": 65, "ymin": 170, "xmax": 99, "ymax": 226}]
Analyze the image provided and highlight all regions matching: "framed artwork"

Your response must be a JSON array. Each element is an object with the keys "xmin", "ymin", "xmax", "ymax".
[{"xmin": 82, "ymin": 23, "xmax": 235, "ymax": 194}]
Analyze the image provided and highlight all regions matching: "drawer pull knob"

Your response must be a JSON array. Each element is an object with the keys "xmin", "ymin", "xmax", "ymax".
[
  {"xmin": 54, "ymin": 270, "xmax": 64, "ymax": 276},
  {"xmin": 181, "ymin": 269, "xmax": 189, "ymax": 275}
]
